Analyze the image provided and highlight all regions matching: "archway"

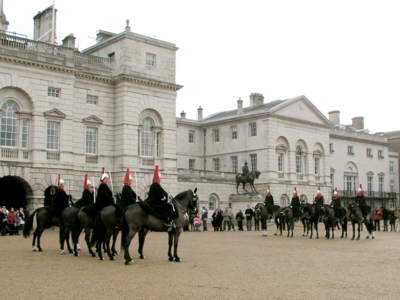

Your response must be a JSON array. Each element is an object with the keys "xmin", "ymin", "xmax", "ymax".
[{"xmin": 0, "ymin": 176, "xmax": 33, "ymax": 210}]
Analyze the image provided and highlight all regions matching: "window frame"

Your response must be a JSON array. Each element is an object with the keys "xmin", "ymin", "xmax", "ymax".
[
  {"xmin": 47, "ymin": 87, "xmax": 60, "ymax": 98},
  {"xmin": 86, "ymin": 95, "xmax": 98, "ymax": 105},
  {"xmin": 347, "ymin": 146, "xmax": 354, "ymax": 155},
  {"xmin": 231, "ymin": 126, "xmax": 238, "ymax": 140},
  {"xmin": 146, "ymin": 53, "xmax": 156, "ymax": 67},
  {"xmin": 379, "ymin": 177, "xmax": 384, "ymax": 193},
  {"xmin": 250, "ymin": 122, "xmax": 257, "ymax": 137},
  {"xmin": 213, "ymin": 129, "xmax": 219, "ymax": 143},
  {"xmin": 188, "ymin": 130, "xmax": 194, "ymax": 143},
  {"xmin": 250, "ymin": 153, "xmax": 257, "ymax": 171},
  {"xmin": 213, "ymin": 158, "xmax": 220, "ymax": 171},
  {"xmin": 46, "ymin": 121, "xmax": 60, "ymax": 150},
  {"xmin": 296, "ymin": 146, "xmax": 303, "ymax": 174},
  {"xmin": 367, "ymin": 148, "xmax": 373, "ymax": 157},
  {"xmin": 314, "ymin": 157, "xmax": 320, "ymax": 175},
  {"xmin": 189, "ymin": 159, "xmax": 195, "ymax": 170},
  {"xmin": 278, "ymin": 153, "xmax": 284, "ymax": 172},
  {"xmin": 85, "ymin": 127, "xmax": 98, "ymax": 154},
  {"xmin": 0, "ymin": 101, "xmax": 19, "ymax": 148},
  {"xmin": 231, "ymin": 156, "xmax": 238, "ymax": 173},
  {"xmin": 140, "ymin": 117, "xmax": 155, "ymax": 157}
]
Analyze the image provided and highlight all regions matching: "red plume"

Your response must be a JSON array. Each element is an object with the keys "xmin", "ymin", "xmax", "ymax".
[
  {"xmin": 58, "ymin": 174, "xmax": 61, "ymax": 187},
  {"xmin": 101, "ymin": 167, "xmax": 105, "ymax": 181},
  {"xmin": 84, "ymin": 174, "xmax": 89, "ymax": 191},
  {"xmin": 358, "ymin": 184, "xmax": 364, "ymax": 196},
  {"xmin": 152, "ymin": 165, "xmax": 160, "ymax": 185},
  {"xmin": 123, "ymin": 169, "xmax": 131, "ymax": 186},
  {"xmin": 293, "ymin": 187, "xmax": 298, "ymax": 198},
  {"xmin": 333, "ymin": 187, "xmax": 339, "ymax": 200}
]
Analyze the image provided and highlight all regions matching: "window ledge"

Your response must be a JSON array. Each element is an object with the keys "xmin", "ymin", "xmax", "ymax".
[{"xmin": 347, "ymin": 153, "xmax": 355, "ymax": 156}]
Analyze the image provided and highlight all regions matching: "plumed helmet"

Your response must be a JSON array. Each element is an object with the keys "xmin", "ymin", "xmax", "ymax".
[
  {"xmin": 317, "ymin": 187, "xmax": 321, "ymax": 194},
  {"xmin": 59, "ymin": 179, "xmax": 65, "ymax": 185},
  {"xmin": 358, "ymin": 184, "xmax": 363, "ymax": 193},
  {"xmin": 333, "ymin": 188, "xmax": 338, "ymax": 196},
  {"xmin": 123, "ymin": 169, "xmax": 131, "ymax": 185},
  {"xmin": 101, "ymin": 173, "xmax": 109, "ymax": 181},
  {"xmin": 87, "ymin": 179, "xmax": 92, "ymax": 186},
  {"xmin": 152, "ymin": 165, "xmax": 161, "ymax": 185},
  {"xmin": 293, "ymin": 187, "xmax": 297, "ymax": 197},
  {"xmin": 267, "ymin": 186, "xmax": 270, "ymax": 194}
]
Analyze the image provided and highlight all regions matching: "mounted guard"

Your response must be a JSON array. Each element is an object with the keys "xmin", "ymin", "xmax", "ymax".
[
  {"xmin": 355, "ymin": 184, "xmax": 371, "ymax": 223},
  {"xmin": 289, "ymin": 187, "xmax": 300, "ymax": 221}
]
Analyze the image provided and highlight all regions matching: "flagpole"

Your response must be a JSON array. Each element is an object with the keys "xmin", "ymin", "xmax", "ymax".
[
  {"xmin": 135, "ymin": 172, "xmax": 138, "ymax": 202},
  {"xmin": 51, "ymin": 0, "xmax": 56, "ymax": 45},
  {"xmin": 92, "ymin": 177, "xmax": 96, "ymax": 203},
  {"xmin": 109, "ymin": 171, "xmax": 115, "ymax": 203}
]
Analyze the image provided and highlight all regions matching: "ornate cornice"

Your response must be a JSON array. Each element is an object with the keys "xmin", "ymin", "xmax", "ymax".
[
  {"xmin": 330, "ymin": 133, "xmax": 388, "ymax": 146},
  {"xmin": 0, "ymin": 56, "xmax": 77, "ymax": 74},
  {"xmin": 114, "ymin": 75, "xmax": 183, "ymax": 91}
]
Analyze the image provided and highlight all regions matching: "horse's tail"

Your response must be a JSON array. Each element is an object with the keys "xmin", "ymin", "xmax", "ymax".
[
  {"xmin": 120, "ymin": 208, "xmax": 129, "ymax": 253},
  {"xmin": 90, "ymin": 212, "xmax": 104, "ymax": 247},
  {"xmin": 59, "ymin": 213, "xmax": 65, "ymax": 245},
  {"xmin": 23, "ymin": 208, "xmax": 39, "ymax": 238}
]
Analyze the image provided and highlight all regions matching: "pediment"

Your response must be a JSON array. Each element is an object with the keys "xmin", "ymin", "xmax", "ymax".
[
  {"xmin": 276, "ymin": 144, "xmax": 288, "ymax": 152},
  {"xmin": 378, "ymin": 172, "xmax": 385, "ymax": 177},
  {"xmin": 270, "ymin": 96, "xmax": 332, "ymax": 126},
  {"xmin": 82, "ymin": 115, "xmax": 103, "ymax": 125},
  {"xmin": 313, "ymin": 149, "xmax": 323, "ymax": 156},
  {"xmin": 366, "ymin": 171, "xmax": 374, "ymax": 176},
  {"xmin": 43, "ymin": 108, "xmax": 66, "ymax": 119}
]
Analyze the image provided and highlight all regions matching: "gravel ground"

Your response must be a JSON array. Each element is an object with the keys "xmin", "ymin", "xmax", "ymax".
[{"xmin": 1, "ymin": 223, "xmax": 400, "ymax": 300}]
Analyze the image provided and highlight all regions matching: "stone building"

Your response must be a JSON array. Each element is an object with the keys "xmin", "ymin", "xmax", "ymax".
[{"xmin": 0, "ymin": 3, "xmax": 398, "ymax": 214}]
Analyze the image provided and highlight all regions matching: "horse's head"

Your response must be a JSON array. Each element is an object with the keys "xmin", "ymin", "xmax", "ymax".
[
  {"xmin": 253, "ymin": 170, "xmax": 261, "ymax": 179},
  {"xmin": 188, "ymin": 187, "xmax": 198, "ymax": 211}
]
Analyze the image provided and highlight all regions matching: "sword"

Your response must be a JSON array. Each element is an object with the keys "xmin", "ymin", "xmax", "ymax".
[
  {"xmin": 92, "ymin": 177, "xmax": 96, "ymax": 203},
  {"xmin": 166, "ymin": 169, "xmax": 175, "ymax": 211},
  {"xmin": 109, "ymin": 171, "xmax": 115, "ymax": 203}
]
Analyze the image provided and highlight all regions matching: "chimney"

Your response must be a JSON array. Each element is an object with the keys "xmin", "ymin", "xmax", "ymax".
[
  {"xmin": 96, "ymin": 30, "xmax": 116, "ymax": 44},
  {"xmin": 197, "ymin": 106, "xmax": 203, "ymax": 121},
  {"xmin": 180, "ymin": 110, "xmax": 186, "ymax": 120},
  {"xmin": 33, "ymin": 6, "xmax": 57, "ymax": 43},
  {"xmin": 237, "ymin": 97, "xmax": 243, "ymax": 115},
  {"xmin": 352, "ymin": 116, "xmax": 364, "ymax": 130},
  {"xmin": 62, "ymin": 34, "xmax": 76, "ymax": 48},
  {"xmin": 125, "ymin": 19, "xmax": 130, "ymax": 33},
  {"xmin": 328, "ymin": 110, "xmax": 340, "ymax": 124},
  {"xmin": 249, "ymin": 93, "xmax": 264, "ymax": 107}
]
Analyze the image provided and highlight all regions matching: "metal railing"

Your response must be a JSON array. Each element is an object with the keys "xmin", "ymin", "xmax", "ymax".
[{"xmin": 335, "ymin": 190, "xmax": 397, "ymax": 199}]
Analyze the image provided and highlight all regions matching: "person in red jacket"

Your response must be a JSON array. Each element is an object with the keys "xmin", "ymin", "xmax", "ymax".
[{"xmin": 373, "ymin": 207, "xmax": 383, "ymax": 231}]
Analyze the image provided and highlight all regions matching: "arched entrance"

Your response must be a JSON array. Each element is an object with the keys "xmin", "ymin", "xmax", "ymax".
[{"xmin": 0, "ymin": 176, "xmax": 33, "ymax": 210}]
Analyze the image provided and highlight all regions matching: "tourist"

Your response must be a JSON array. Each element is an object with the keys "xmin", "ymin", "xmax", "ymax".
[
  {"xmin": 395, "ymin": 208, "xmax": 400, "ymax": 232},
  {"xmin": 373, "ymin": 207, "xmax": 382, "ymax": 231},
  {"xmin": 211, "ymin": 209, "xmax": 223, "ymax": 231},
  {"xmin": 229, "ymin": 208, "xmax": 235, "ymax": 231},
  {"xmin": 236, "ymin": 209, "xmax": 244, "ymax": 231},
  {"xmin": 193, "ymin": 216, "xmax": 201, "ymax": 232},
  {"xmin": 13, "ymin": 210, "xmax": 21, "ymax": 235},
  {"xmin": 7, "ymin": 207, "xmax": 15, "ymax": 235},
  {"xmin": 18, "ymin": 208, "xmax": 25, "ymax": 233},
  {"xmin": 0, "ymin": 207, "xmax": 8, "ymax": 236},
  {"xmin": 200, "ymin": 206, "xmax": 208, "ymax": 232},
  {"xmin": 222, "ymin": 207, "xmax": 231, "ymax": 231},
  {"xmin": 245, "ymin": 205, "xmax": 253, "ymax": 231},
  {"xmin": 389, "ymin": 208, "xmax": 396, "ymax": 232},
  {"xmin": 381, "ymin": 207, "xmax": 389, "ymax": 231}
]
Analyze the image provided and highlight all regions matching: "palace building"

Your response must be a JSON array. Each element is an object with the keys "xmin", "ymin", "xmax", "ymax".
[{"xmin": 0, "ymin": 4, "xmax": 398, "ymax": 213}]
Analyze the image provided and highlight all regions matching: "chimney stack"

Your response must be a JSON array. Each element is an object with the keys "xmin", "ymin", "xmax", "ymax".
[
  {"xmin": 249, "ymin": 93, "xmax": 264, "ymax": 107},
  {"xmin": 180, "ymin": 110, "xmax": 186, "ymax": 120},
  {"xmin": 328, "ymin": 110, "xmax": 340, "ymax": 124},
  {"xmin": 197, "ymin": 106, "xmax": 203, "ymax": 121},
  {"xmin": 237, "ymin": 97, "xmax": 243, "ymax": 115},
  {"xmin": 352, "ymin": 116, "xmax": 364, "ymax": 130},
  {"xmin": 62, "ymin": 34, "xmax": 76, "ymax": 48}
]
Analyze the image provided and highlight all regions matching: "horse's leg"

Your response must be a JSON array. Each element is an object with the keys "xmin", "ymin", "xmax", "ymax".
[
  {"xmin": 35, "ymin": 227, "xmax": 45, "ymax": 252},
  {"xmin": 124, "ymin": 228, "xmax": 138, "ymax": 265},
  {"xmin": 111, "ymin": 228, "xmax": 119, "ymax": 256},
  {"xmin": 83, "ymin": 227, "xmax": 96, "ymax": 257},
  {"xmin": 357, "ymin": 222, "xmax": 361, "ymax": 240},
  {"xmin": 286, "ymin": 220, "xmax": 290, "ymax": 237},
  {"xmin": 168, "ymin": 231, "xmax": 174, "ymax": 261},
  {"xmin": 263, "ymin": 219, "xmax": 267, "ymax": 236},
  {"xmin": 173, "ymin": 228, "xmax": 183, "ymax": 262},
  {"xmin": 138, "ymin": 228, "xmax": 148, "ymax": 259},
  {"xmin": 66, "ymin": 231, "xmax": 73, "ymax": 253},
  {"xmin": 315, "ymin": 222, "xmax": 319, "ymax": 239}
]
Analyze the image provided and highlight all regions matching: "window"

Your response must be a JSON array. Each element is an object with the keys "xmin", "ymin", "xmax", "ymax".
[
  {"xmin": 228, "ymin": 200, "xmax": 232, "ymax": 209},
  {"xmin": 390, "ymin": 161, "xmax": 394, "ymax": 173},
  {"xmin": 214, "ymin": 129, "xmax": 219, "ymax": 142},
  {"xmin": 47, "ymin": 87, "xmax": 60, "ymax": 98},
  {"xmin": 47, "ymin": 122, "xmax": 60, "ymax": 150},
  {"xmin": 315, "ymin": 157, "xmax": 320, "ymax": 175},
  {"xmin": 21, "ymin": 119, "xmax": 29, "ymax": 148},
  {"xmin": 348, "ymin": 146, "xmax": 354, "ymax": 154},
  {"xmin": 146, "ymin": 53, "xmax": 156, "ymax": 67},
  {"xmin": 231, "ymin": 156, "xmax": 238, "ymax": 173},
  {"xmin": 250, "ymin": 154, "xmax": 257, "ymax": 170},
  {"xmin": 345, "ymin": 175, "xmax": 357, "ymax": 192},
  {"xmin": 86, "ymin": 128, "xmax": 97, "ymax": 154},
  {"xmin": 209, "ymin": 196, "xmax": 216, "ymax": 211},
  {"xmin": 140, "ymin": 118, "xmax": 154, "ymax": 157},
  {"xmin": 188, "ymin": 130, "xmax": 194, "ymax": 143},
  {"xmin": 86, "ymin": 95, "xmax": 98, "ymax": 105},
  {"xmin": 367, "ymin": 176, "xmax": 373, "ymax": 193},
  {"xmin": 330, "ymin": 173, "xmax": 334, "ymax": 187},
  {"xmin": 213, "ymin": 158, "xmax": 220, "ymax": 171},
  {"xmin": 378, "ymin": 150, "xmax": 384, "ymax": 158},
  {"xmin": 278, "ymin": 153, "xmax": 284, "ymax": 172},
  {"xmin": 296, "ymin": 146, "xmax": 302, "ymax": 174},
  {"xmin": 189, "ymin": 159, "xmax": 195, "ymax": 170},
  {"xmin": 390, "ymin": 180, "xmax": 395, "ymax": 193},
  {"xmin": 231, "ymin": 126, "xmax": 238, "ymax": 140},
  {"xmin": 379, "ymin": 177, "xmax": 384, "ymax": 193},
  {"xmin": 1, "ymin": 101, "xmax": 19, "ymax": 147},
  {"xmin": 300, "ymin": 195, "xmax": 307, "ymax": 203},
  {"xmin": 367, "ymin": 148, "xmax": 373, "ymax": 157},
  {"xmin": 250, "ymin": 122, "xmax": 257, "ymax": 137},
  {"xmin": 329, "ymin": 143, "xmax": 334, "ymax": 152}
]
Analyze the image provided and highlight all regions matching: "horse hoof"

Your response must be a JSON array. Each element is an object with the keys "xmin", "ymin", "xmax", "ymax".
[
  {"xmin": 274, "ymin": 233, "xmax": 277, "ymax": 236},
  {"xmin": 309, "ymin": 236, "xmax": 312, "ymax": 239},
  {"xmin": 372, "ymin": 236, "xmax": 375, "ymax": 239},
  {"xmin": 175, "ymin": 258, "xmax": 182, "ymax": 262},
  {"xmin": 77, "ymin": 245, "xmax": 82, "ymax": 251},
  {"xmin": 91, "ymin": 253, "xmax": 96, "ymax": 257},
  {"xmin": 113, "ymin": 252, "xmax": 119, "ymax": 256},
  {"xmin": 69, "ymin": 250, "xmax": 73, "ymax": 254},
  {"xmin": 366, "ymin": 236, "xmax": 370, "ymax": 239},
  {"xmin": 109, "ymin": 257, "xmax": 115, "ymax": 261},
  {"xmin": 61, "ymin": 250, "xmax": 66, "ymax": 255},
  {"xmin": 74, "ymin": 253, "xmax": 80, "ymax": 257},
  {"xmin": 356, "ymin": 238, "xmax": 360, "ymax": 241},
  {"xmin": 125, "ymin": 260, "xmax": 133, "ymax": 265},
  {"xmin": 139, "ymin": 256, "xmax": 145, "ymax": 259},
  {"xmin": 38, "ymin": 249, "xmax": 43, "ymax": 252},
  {"xmin": 99, "ymin": 257, "xmax": 104, "ymax": 261},
  {"xmin": 32, "ymin": 247, "xmax": 36, "ymax": 252},
  {"xmin": 169, "ymin": 257, "xmax": 174, "ymax": 262},
  {"xmin": 351, "ymin": 238, "xmax": 355, "ymax": 240}
]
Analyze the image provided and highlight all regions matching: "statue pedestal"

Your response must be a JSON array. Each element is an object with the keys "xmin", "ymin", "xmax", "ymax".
[{"xmin": 229, "ymin": 193, "xmax": 263, "ymax": 216}]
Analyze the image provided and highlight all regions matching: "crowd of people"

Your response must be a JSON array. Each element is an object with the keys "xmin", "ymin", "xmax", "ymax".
[{"xmin": 0, "ymin": 207, "xmax": 25, "ymax": 236}]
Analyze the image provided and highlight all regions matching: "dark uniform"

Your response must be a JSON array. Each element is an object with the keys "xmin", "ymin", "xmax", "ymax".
[
  {"xmin": 314, "ymin": 195, "xmax": 324, "ymax": 208},
  {"xmin": 264, "ymin": 194, "xmax": 274, "ymax": 218},
  {"xmin": 356, "ymin": 194, "xmax": 371, "ymax": 220},
  {"xmin": 290, "ymin": 196, "xmax": 301, "ymax": 219},
  {"xmin": 73, "ymin": 189, "xmax": 94, "ymax": 208},
  {"xmin": 121, "ymin": 185, "xmax": 140, "ymax": 208},
  {"xmin": 330, "ymin": 196, "xmax": 343, "ymax": 221},
  {"xmin": 144, "ymin": 182, "xmax": 177, "ymax": 223},
  {"xmin": 95, "ymin": 182, "xmax": 114, "ymax": 210},
  {"xmin": 52, "ymin": 188, "xmax": 70, "ymax": 218}
]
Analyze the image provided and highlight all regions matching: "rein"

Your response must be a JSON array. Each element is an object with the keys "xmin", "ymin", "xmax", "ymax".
[{"xmin": 172, "ymin": 191, "xmax": 196, "ymax": 215}]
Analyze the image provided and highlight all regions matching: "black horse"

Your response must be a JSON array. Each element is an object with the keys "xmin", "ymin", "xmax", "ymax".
[
  {"xmin": 279, "ymin": 206, "xmax": 295, "ymax": 237},
  {"xmin": 23, "ymin": 186, "xmax": 72, "ymax": 252},
  {"xmin": 300, "ymin": 203, "xmax": 320, "ymax": 239},
  {"xmin": 254, "ymin": 203, "xmax": 280, "ymax": 236},
  {"xmin": 59, "ymin": 206, "xmax": 82, "ymax": 256},
  {"xmin": 348, "ymin": 202, "xmax": 375, "ymax": 240},
  {"xmin": 90, "ymin": 205, "xmax": 122, "ymax": 260},
  {"xmin": 320, "ymin": 205, "xmax": 337, "ymax": 239},
  {"xmin": 121, "ymin": 188, "xmax": 198, "ymax": 265},
  {"xmin": 274, "ymin": 207, "xmax": 287, "ymax": 236},
  {"xmin": 235, "ymin": 170, "xmax": 261, "ymax": 194}
]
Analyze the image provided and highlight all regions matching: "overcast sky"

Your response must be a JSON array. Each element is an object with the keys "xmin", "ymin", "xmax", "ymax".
[{"xmin": 4, "ymin": 0, "xmax": 400, "ymax": 133}]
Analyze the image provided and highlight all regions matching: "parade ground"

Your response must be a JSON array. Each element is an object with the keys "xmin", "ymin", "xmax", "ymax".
[{"xmin": 1, "ymin": 224, "xmax": 399, "ymax": 300}]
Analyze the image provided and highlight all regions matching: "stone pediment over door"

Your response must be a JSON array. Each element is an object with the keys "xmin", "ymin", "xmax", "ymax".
[
  {"xmin": 43, "ymin": 108, "xmax": 66, "ymax": 119},
  {"xmin": 270, "ymin": 95, "xmax": 332, "ymax": 126},
  {"xmin": 82, "ymin": 115, "xmax": 103, "ymax": 125}
]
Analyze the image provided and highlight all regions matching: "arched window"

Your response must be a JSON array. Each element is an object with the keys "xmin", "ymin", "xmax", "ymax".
[
  {"xmin": 141, "ymin": 117, "xmax": 154, "ymax": 157},
  {"xmin": 296, "ymin": 146, "xmax": 302, "ymax": 174},
  {"xmin": 300, "ymin": 194, "xmax": 308, "ymax": 203},
  {"xmin": 1, "ymin": 101, "xmax": 19, "ymax": 147},
  {"xmin": 209, "ymin": 196, "xmax": 216, "ymax": 211}
]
